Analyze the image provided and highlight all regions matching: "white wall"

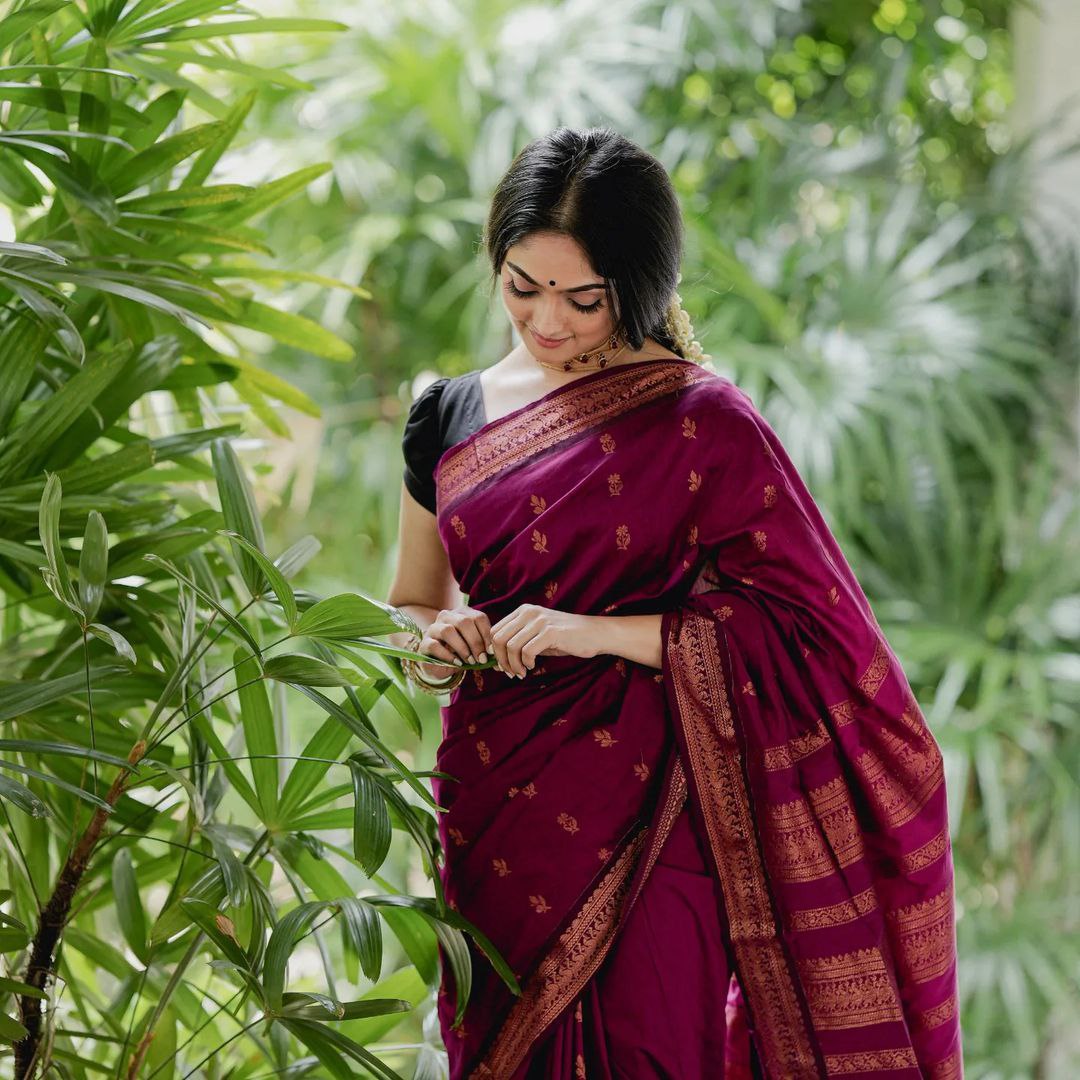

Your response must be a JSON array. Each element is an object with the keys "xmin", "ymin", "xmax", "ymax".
[{"xmin": 1012, "ymin": 0, "xmax": 1080, "ymax": 243}]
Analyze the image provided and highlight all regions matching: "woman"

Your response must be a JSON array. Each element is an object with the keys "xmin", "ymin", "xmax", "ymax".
[{"xmin": 386, "ymin": 127, "xmax": 962, "ymax": 1079}]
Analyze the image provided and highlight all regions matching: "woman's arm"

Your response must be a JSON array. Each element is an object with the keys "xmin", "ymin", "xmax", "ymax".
[
  {"xmin": 386, "ymin": 481, "xmax": 463, "ymax": 677},
  {"xmin": 589, "ymin": 613, "xmax": 663, "ymax": 671}
]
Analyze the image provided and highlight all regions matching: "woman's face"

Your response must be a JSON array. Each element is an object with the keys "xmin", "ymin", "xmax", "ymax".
[{"xmin": 500, "ymin": 232, "xmax": 619, "ymax": 361}]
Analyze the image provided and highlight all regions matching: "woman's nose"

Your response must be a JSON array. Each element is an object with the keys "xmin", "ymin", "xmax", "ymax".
[{"xmin": 533, "ymin": 295, "xmax": 567, "ymax": 334}]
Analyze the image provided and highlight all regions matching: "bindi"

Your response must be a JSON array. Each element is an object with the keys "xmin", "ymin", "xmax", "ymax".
[{"xmin": 549, "ymin": 279, "xmax": 556, "ymax": 285}]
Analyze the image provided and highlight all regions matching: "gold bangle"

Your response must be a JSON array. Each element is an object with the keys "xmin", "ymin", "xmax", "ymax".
[{"xmin": 401, "ymin": 633, "xmax": 466, "ymax": 695}]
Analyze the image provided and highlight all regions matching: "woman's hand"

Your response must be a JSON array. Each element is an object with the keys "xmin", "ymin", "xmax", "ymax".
[
  {"xmin": 489, "ymin": 604, "xmax": 597, "ymax": 678},
  {"xmin": 415, "ymin": 605, "xmax": 494, "ymax": 681}
]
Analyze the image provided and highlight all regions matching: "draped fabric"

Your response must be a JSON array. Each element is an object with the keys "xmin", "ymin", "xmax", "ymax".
[{"xmin": 428, "ymin": 358, "xmax": 962, "ymax": 1079}]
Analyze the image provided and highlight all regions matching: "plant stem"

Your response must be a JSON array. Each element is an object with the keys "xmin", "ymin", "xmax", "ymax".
[{"xmin": 14, "ymin": 739, "xmax": 148, "ymax": 1079}]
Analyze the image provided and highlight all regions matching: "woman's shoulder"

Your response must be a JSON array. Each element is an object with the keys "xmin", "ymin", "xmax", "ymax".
[{"xmin": 679, "ymin": 367, "xmax": 757, "ymax": 414}]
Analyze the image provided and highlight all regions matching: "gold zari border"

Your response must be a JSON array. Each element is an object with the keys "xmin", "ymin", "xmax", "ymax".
[
  {"xmin": 798, "ymin": 946, "xmax": 904, "ymax": 1030},
  {"xmin": 789, "ymin": 886, "xmax": 878, "ymax": 933},
  {"xmin": 437, "ymin": 361, "xmax": 713, "ymax": 508},
  {"xmin": 824, "ymin": 1048, "xmax": 920, "ymax": 1074},
  {"xmin": 764, "ymin": 775, "xmax": 866, "ymax": 884},
  {"xmin": 664, "ymin": 607, "xmax": 819, "ymax": 1077},
  {"xmin": 886, "ymin": 885, "xmax": 956, "ymax": 986}
]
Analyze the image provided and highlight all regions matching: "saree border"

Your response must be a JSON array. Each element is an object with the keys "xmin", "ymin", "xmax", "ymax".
[
  {"xmin": 469, "ymin": 754, "xmax": 689, "ymax": 1079},
  {"xmin": 437, "ymin": 359, "xmax": 714, "ymax": 509},
  {"xmin": 663, "ymin": 603, "xmax": 822, "ymax": 1078}
]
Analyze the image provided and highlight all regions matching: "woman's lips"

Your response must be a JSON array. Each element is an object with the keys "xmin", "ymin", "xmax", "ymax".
[{"xmin": 531, "ymin": 328, "xmax": 569, "ymax": 349}]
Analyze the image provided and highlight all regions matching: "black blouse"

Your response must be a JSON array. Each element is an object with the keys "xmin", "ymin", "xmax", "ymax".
[{"xmin": 401, "ymin": 370, "xmax": 486, "ymax": 513}]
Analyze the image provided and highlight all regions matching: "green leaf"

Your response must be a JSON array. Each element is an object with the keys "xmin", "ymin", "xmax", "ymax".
[
  {"xmin": 280, "ymin": 1019, "xmax": 407, "ymax": 1080},
  {"xmin": 117, "ymin": 182, "xmax": 255, "ymax": 212},
  {"xmin": 212, "ymin": 158, "xmax": 331, "ymax": 222},
  {"xmin": 203, "ymin": 826, "xmax": 249, "ymax": 908},
  {"xmin": 182, "ymin": 88, "xmax": 256, "ymax": 189},
  {"xmin": 179, "ymin": 898, "xmax": 253, "ymax": 975},
  {"xmin": 203, "ymin": 262, "xmax": 372, "ymax": 299},
  {"xmin": 141, "ymin": 554, "xmax": 260, "ymax": 656},
  {"xmin": 369, "ymin": 894, "xmax": 520, "ymax": 1000},
  {"xmin": 263, "ymin": 654, "xmax": 361, "ymax": 687},
  {"xmin": 289, "ymin": 685, "xmax": 438, "ymax": 811},
  {"xmin": 112, "ymin": 848, "xmax": 148, "ymax": 963},
  {"xmin": 151, "ymin": 864, "xmax": 224, "ymax": 946},
  {"xmin": 223, "ymin": 297, "xmax": 353, "ymax": 362},
  {"xmin": 87, "ymin": 622, "xmax": 136, "ymax": 664},
  {"xmin": 279, "ymin": 995, "xmax": 409, "ymax": 1022},
  {"xmin": 219, "ymin": 530, "xmax": 297, "ymax": 628},
  {"xmin": 0, "ymin": 1011, "xmax": 28, "ymax": 1042},
  {"xmin": 211, "ymin": 439, "xmax": 266, "ymax": 597},
  {"xmin": 295, "ymin": 593, "xmax": 411, "ymax": 642},
  {"xmin": 0, "ymin": 739, "xmax": 134, "ymax": 770},
  {"xmin": 278, "ymin": 716, "xmax": 354, "ymax": 821},
  {"xmin": 134, "ymin": 18, "xmax": 349, "ymax": 44},
  {"xmin": 276, "ymin": 535, "xmax": 322, "ymax": 579},
  {"xmin": 0, "ymin": 761, "xmax": 113, "ymax": 812},
  {"xmin": 78, "ymin": 510, "xmax": 109, "ymax": 620},
  {"xmin": 0, "ymin": 344, "xmax": 130, "ymax": 483},
  {"xmin": 0, "ymin": 665, "xmax": 125, "ymax": 722},
  {"xmin": 336, "ymin": 897, "xmax": 383, "ymax": 984},
  {"xmin": 37, "ymin": 472, "xmax": 80, "ymax": 616},
  {"xmin": 263, "ymin": 900, "xmax": 334, "ymax": 1013},
  {"xmin": 0, "ymin": 975, "xmax": 44, "ymax": 998},
  {"xmin": 348, "ymin": 760, "xmax": 392, "ymax": 877},
  {"xmin": 104, "ymin": 121, "xmax": 225, "ymax": 195},
  {"xmin": 0, "ymin": 774, "xmax": 49, "ymax": 818},
  {"xmin": 233, "ymin": 647, "xmax": 278, "ymax": 823}
]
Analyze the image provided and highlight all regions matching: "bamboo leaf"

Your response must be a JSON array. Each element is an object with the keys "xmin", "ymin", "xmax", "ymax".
[
  {"xmin": 78, "ymin": 510, "xmax": 109, "ymax": 621},
  {"xmin": 295, "ymin": 593, "xmax": 412, "ymax": 642},
  {"xmin": 0, "ymin": 774, "xmax": 50, "ymax": 818},
  {"xmin": 336, "ymin": 897, "xmax": 383, "ymax": 984},
  {"xmin": 37, "ymin": 472, "xmax": 80, "ymax": 616},
  {"xmin": 219, "ymin": 530, "xmax": 297, "ymax": 629},
  {"xmin": 263, "ymin": 900, "xmax": 333, "ymax": 1013},
  {"xmin": 0, "ymin": 665, "xmax": 125, "ymax": 722},
  {"xmin": 134, "ymin": 18, "xmax": 349, "ymax": 44},
  {"xmin": 263, "ymin": 655, "xmax": 361, "ymax": 687},
  {"xmin": 0, "ymin": 345, "xmax": 130, "ymax": 483},
  {"xmin": 348, "ymin": 760, "xmax": 392, "ymax": 877},
  {"xmin": 233, "ymin": 647, "xmax": 278, "ymax": 823},
  {"xmin": 211, "ymin": 439, "xmax": 266, "ymax": 597},
  {"xmin": 112, "ymin": 848, "xmax": 149, "ymax": 963}
]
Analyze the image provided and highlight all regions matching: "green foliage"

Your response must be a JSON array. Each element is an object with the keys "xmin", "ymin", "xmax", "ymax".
[
  {"xmin": 0, "ymin": 3, "xmax": 512, "ymax": 1077},
  {"xmin": 235, "ymin": 1, "xmax": 1077, "ymax": 1074},
  {"xmin": 2, "ymin": 0, "xmax": 1078, "ymax": 1076}
]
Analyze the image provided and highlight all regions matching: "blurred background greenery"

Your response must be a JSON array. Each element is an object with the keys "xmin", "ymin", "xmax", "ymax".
[{"xmin": 2, "ymin": 0, "xmax": 1078, "ymax": 1076}]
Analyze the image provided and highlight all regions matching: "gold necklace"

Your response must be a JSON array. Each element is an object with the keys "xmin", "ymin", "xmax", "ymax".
[{"xmin": 531, "ymin": 330, "xmax": 629, "ymax": 373}]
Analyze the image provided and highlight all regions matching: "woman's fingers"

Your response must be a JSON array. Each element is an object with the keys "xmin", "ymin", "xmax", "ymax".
[
  {"xmin": 432, "ymin": 624, "xmax": 475, "ymax": 666},
  {"xmin": 415, "ymin": 636, "xmax": 461, "ymax": 679},
  {"xmin": 489, "ymin": 612, "xmax": 523, "ymax": 677},
  {"xmin": 503, "ymin": 625, "xmax": 536, "ymax": 678},
  {"xmin": 457, "ymin": 618, "xmax": 490, "ymax": 664}
]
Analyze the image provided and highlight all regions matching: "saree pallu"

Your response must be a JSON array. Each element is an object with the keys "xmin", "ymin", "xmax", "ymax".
[{"xmin": 429, "ymin": 358, "xmax": 962, "ymax": 1079}]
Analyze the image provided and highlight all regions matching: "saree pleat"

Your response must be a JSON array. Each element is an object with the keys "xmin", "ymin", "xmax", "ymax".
[{"xmin": 429, "ymin": 359, "xmax": 962, "ymax": 1079}]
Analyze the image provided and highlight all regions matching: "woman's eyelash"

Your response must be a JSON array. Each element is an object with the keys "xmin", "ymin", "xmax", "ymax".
[{"xmin": 503, "ymin": 277, "xmax": 604, "ymax": 314}]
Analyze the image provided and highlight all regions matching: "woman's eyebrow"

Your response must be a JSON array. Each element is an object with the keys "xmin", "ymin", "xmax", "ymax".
[{"xmin": 506, "ymin": 261, "xmax": 605, "ymax": 293}]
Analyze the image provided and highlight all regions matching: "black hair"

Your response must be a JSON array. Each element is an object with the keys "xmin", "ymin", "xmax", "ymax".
[{"xmin": 482, "ymin": 126, "xmax": 686, "ymax": 357}]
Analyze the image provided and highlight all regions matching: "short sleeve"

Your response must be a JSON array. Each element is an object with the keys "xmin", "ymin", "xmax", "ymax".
[{"xmin": 401, "ymin": 377, "xmax": 448, "ymax": 514}]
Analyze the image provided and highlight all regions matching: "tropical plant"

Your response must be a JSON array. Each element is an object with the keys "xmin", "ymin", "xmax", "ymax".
[
  {"xmin": 0, "ymin": 4, "xmax": 516, "ymax": 1078},
  {"xmin": 236, "ymin": 1, "xmax": 1080, "ymax": 1073}
]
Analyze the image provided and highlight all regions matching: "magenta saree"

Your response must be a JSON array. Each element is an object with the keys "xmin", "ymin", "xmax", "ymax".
[{"xmin": 429, "ymin": 358, "xmax": 962, "ymax": 1079}]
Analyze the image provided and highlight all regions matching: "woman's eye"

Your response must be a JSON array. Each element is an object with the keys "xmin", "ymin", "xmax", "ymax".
[
  {"xmin": 571, "ymin": 297, "xmax": 603, "ymax": 314},
  {"xmin": 503, "ymin": 278, "xmax": 533, "ymax": 299},
  {"xmin": 503, "ymin": 278, "xmax": 603, "ymax": 315}
]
